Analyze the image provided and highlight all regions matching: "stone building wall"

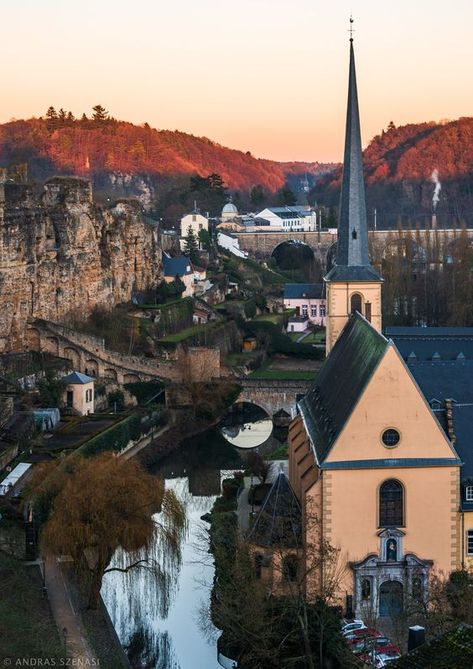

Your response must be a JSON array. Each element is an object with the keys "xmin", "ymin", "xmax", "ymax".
[{"xmin": 0, "ymin": 177, "xmax": 161, "ymax": 351}]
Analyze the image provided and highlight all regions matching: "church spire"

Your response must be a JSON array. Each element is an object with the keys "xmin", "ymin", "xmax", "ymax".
[{"xmin": 325, "ymin": 30, "xmax": 380, "ymax": 282}]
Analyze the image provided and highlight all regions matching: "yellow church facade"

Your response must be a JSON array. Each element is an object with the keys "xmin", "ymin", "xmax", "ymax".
[{"xmin": 287, "ymin": 37, "xmax": 467, "ymax": 619}]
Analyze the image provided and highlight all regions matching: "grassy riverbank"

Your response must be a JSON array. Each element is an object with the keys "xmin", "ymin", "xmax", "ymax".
[{"xmin": 0, "ymin": 550, "xmax": 64, "ymax": 661}]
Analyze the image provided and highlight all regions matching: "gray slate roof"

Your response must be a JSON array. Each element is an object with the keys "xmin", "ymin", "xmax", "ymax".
[
  {"xmin": 299, "ymin": 313, "xmax": 389, "ymax": 463},
  {"xmin": 326, "ymin": 41, "xmax": 381, "ymax": 283},
  {"xmin": 389, "ymin": 327, "xmax": 473, "ymax": 361},
  {"xmin": 284, "ymin": 283, "xmax": 324, "ymax": 300},
  {"xmin": 248, "ymin": 473, "xmax": 302, "ymax": 548},
  {"xmin": 407, "ymin": 361, "xmax": 473, "ymax": 404},
  {"xmin": 163, "ymin": 255, "xmax": 192, "ymax": 277},
  {"xmin": 62, "ymin": 371, "xmax": 94, "ymax": 385}
]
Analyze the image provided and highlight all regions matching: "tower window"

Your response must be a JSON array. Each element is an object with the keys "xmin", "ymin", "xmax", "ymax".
[
  {"xmin": 379, "ymin": 480, "xmax": 404, "ymax": 527},
  {"xmin": 350, "ymin": 293, "xmax": 362, "ymax": 314},
  {"xmin": 352, "ymin": 228, "xmax": 357, "ymax": 240}
]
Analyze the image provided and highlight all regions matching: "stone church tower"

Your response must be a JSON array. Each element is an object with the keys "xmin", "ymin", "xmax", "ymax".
[{"xmin": 325, "ymin": 39, "xmax": 383, "ymax": 353}]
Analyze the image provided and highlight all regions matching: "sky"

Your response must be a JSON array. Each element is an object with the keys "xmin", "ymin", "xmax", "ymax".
[{"xmin": 2, "ymin": 0, "xmax": 473, "ymax": 162}]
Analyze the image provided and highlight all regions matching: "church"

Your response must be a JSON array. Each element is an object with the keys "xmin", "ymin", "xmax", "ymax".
[{"xmin": 288, "ymin": 36, "xmax": 473, "ymax": 620}]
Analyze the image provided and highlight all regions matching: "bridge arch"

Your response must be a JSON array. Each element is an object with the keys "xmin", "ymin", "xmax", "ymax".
[
  {"xmin": 271, "ymin": 240, "xmax": 322, "ymax": 282},
  {"xmin": 63, "ymin": 347, "xmax": 81, "ymax": 369},
  {"xmin": 85, "ymin": 358, "xmax": 100, "ymax": 377},
  {"xmin": 44, "ymin": 336, "xmax": 60, "ymax": 356},
  {"xmin": 123, "ymin": 373, "xmax": 141, "ymax": 383},
  {"xmin": 103, "ymin": 368, "xmax": 118, "ymax": 382},
  {"xmin": 26, "ymin": 327, "xmax": 41, "ymax": 351}
]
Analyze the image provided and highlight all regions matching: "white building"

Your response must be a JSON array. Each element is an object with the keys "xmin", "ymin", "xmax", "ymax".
[
  {"xmin": 180, "ymin": 210, "xmax": 209, "ymax": 239},
  {"xmin": 217, "ymin": 231, "xmax": 247, "ymax": 258},
  {"xmin": 62, "ymin": 371, "xmax": 95, "ymax": 416},
  {"xmin": 255, "ymin": 206, "xmax": 317, "ymax": 232}
]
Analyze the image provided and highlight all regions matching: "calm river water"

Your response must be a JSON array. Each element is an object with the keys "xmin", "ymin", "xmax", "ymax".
[{"xmin": 101, "ymin": 429, "xmax": 246, "ymax": 669}]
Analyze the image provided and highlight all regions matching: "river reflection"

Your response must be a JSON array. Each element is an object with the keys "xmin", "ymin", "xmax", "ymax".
[
  {"xmin": 101, "ymin": 430, "xmax": 245, "ymax": 669},
  {"xmin": 220, "ymin": 402, "xmax": 273, "ymax": 449}
]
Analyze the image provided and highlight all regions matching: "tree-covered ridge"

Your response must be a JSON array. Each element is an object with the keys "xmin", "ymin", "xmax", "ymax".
[
  {"xmin": 315, "ymin": 117, "xmax": 473, "ymax": 228},
  {"xmin": 0, "ymin": 110, "xmax": 330, "ymax": 192}
]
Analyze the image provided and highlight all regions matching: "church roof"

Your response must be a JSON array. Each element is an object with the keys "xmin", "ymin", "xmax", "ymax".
[
  {"xmin": 247, "ymin": 472, "xmax": 302, "ymax": 548},
  {"xmin": 299, "ymin": 313, "xmax": 388, "ymax": 463},
  {"xmin": 388, "ymin": 327, "xmax": 473, "ymax": 361},
  {"xmin": 407, "ymin": 360, "xmax": 473, "ymax": 404},
  {"xmin": 325, "ymin": 40, "xmax": 381, "ymax": 284}
]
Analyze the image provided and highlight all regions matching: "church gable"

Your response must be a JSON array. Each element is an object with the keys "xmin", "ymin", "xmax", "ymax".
[{"xmin": 324, "ymin": 343, "xmax": 459, "ymax": 464}]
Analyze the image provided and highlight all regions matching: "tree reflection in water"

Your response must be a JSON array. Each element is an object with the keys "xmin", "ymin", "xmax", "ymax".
[{"xmin": 102, "ymin": 474, "xmax": 233, "ymax": 669}]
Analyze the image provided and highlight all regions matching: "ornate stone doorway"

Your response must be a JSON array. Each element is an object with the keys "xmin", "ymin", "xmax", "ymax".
[{"xmin": 379, "ymin": 580, "xmax": 403, "ymax": 617}]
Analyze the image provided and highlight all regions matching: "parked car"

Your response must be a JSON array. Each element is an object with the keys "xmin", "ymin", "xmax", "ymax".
[
  {"xmin": 341, "ymin": 619, "xmax": 366, "ymax": 636},
  {"xmin": 359, "ymin": 650, "xmax": 401, "ymax": 667}
]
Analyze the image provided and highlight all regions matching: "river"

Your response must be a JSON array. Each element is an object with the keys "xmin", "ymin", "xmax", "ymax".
[{"xmin": 101, "ymin": 428, "xmax": 247, "ymax": 669}]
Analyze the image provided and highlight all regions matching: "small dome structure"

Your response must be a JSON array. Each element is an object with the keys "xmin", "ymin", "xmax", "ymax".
[{"xmin": 221, "ymin": 196, "xmax": 239, "ymax": 219}]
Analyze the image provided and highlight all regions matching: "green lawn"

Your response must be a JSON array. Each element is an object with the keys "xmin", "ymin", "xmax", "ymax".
[
  {"xmin": 158, "ymin": 323, "xmax": 209, "ymax": 343},
  {"xmin": 254, "ymin": 313, "xmax": 284, "ymax": 324},
  {"xmin": 225, "ymin": 352, "xmax": 257, "ymax": 366},
  {"xmin": 0, "ymin": 549, "xmax": 65, "ymax": 660},
  {"xmin": 287, "ymin": 331, "xmax": 304, "ymax": 341}
]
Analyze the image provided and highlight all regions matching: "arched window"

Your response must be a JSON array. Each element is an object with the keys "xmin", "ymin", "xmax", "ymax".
[
  {"xmin": 361, "ymin": 578, "xmax": 371, "ymax": 601},
  {"xmin": 350, "ymin": 293, "xmax": 362, "ymax": 314},
  {"xmin": 379, "ymin": 480, "xmax": 404, "ymax": 527}
]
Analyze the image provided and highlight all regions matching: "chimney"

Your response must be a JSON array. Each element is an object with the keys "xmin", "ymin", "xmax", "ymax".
[{"xmin": 408, "ymin": 625, "xmax": 426, "ymax": 652}]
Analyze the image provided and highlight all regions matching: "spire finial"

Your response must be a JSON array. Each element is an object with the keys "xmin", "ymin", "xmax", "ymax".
[{"xmin": 349, "ymin": 15, "xmax": 354, "ymax": 42}]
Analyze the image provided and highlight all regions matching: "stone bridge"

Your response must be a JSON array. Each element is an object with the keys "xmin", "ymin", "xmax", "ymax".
[
  {"xmin": 26, "ymin": 318, "xmax": 182, "ymax": 384},
  {"xmin": 236, "ymin": 377, "xmax": 312, "ymax": 418},
  {"xmin": 234, "ymin": 228, "xmax": 473, "ymax": 270}
]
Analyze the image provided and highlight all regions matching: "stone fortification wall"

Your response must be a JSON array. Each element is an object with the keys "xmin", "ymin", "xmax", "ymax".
[{"xmin": 0, "ymin": 177, "xmax": 161, "ymax": 351}]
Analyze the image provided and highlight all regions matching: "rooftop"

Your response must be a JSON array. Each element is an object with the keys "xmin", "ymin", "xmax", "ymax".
[
  {"xmin": 247, "ymin": 472, "xmax": 302, "ymax": 548},
  {"xmin": 284, "ymin": 283, "xmax": 324, "ymax": 300},
  {"xmin": 162, "ymin": 254, "xmax": 192, "ymax": 277},
  {"xmin": 62, "ymin": 371, "xmax": 94, "ymax": 385},
  {"xmin": 299, "ymin": 313, "xmax": 389, "ymax": 463}
]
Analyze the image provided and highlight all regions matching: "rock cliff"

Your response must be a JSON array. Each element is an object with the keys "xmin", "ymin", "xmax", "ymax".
[{"xmin": 0, "ymin": 177, "xmax": 161, "ymax": 351}]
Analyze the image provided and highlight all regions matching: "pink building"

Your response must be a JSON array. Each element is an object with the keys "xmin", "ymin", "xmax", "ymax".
[{"xmin": 284, "ymin": 283, "xmax": 326, "ymax": 328}]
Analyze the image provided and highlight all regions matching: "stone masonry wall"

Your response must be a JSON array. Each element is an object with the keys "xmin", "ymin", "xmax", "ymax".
[{"xmin": 0, "ymin": 177, "xmax": 161, "ymax": 351}]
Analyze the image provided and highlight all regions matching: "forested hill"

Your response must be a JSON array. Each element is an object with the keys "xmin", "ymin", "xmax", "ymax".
[
  {"xmin": 315, "ymin": 117, "xmax": 473, "ymax": 229},
  {"xmin": 0, "ymin": 115, "xmax": 332, "ymax": 200}
]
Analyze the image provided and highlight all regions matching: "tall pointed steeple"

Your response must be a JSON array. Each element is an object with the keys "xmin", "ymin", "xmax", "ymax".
[
  {"xmin": 325, "ymin": 34, "xmax": 380, "ymax": 282},
  {"xmin": 324, "ymin": 26, "xmax": 383, "ymax": 354}
]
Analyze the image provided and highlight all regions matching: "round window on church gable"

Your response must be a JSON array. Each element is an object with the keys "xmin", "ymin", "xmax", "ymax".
[{"xmin": 381, "ymin": 428, "xmax": 401, "ymax": 448}]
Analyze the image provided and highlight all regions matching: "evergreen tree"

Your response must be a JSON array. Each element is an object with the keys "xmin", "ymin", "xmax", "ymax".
[
  {"xmin": 276, "ymin": 184, "xmax": 297, "ymax": 206},
  {"xmin": 45, "ymin": 106, "xmax": 57, "ymax": 120},
  {"xmin": 67, "ymin": 111, "xmax": 75, "ymax": 122},
  {"xmin": 81, "ymin": 113, "xmax": 88, "ymax": 122},
  {"xmin": 58, "ymin": 108, "xmax": 67, "ymax": 121},
  {"xmin": 198, "ymin": 228, "xmax": 211, "ymax": 251},
  {"xmin": 250, "ymin": 184, "xmax": 267, "ymax": 209},
  {"xmin": 183, "ymin": 226, "xmax": 199, "ymax": 263},
  {"xmin": 92, "ymin": 104, "xmax": 108, "ymax": 121}
]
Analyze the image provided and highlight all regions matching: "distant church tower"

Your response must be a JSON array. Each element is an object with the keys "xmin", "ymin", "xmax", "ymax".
[{"xmin": 324, "ymin": 35, "xmax": 383, "ymax": 354}]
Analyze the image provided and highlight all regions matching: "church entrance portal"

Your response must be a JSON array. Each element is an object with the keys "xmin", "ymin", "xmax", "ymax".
[{"xmin": 379, "ymin": 580, "xmax": 403, "ymax": 617}]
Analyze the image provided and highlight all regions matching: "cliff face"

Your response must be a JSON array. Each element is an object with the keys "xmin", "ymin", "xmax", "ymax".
[{"xmin": 0, "ymin": 177, "xmax": 161, "ymax": 351}]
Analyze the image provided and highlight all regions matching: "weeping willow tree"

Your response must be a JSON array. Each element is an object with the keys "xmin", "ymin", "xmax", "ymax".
[{"xmin": 27, "ymin": 453, "xmax": 186, "ymax": 609}]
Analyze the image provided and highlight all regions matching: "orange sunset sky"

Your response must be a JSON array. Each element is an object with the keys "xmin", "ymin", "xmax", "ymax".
[{"xmin": 2, "ymin": 0, "xmax": 473, "ymax": 163}]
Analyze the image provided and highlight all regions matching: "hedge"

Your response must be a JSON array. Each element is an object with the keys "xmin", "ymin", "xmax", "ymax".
[{"xmin": 76, "ymin": 413, "xmax": 142, "ymax": 457}]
